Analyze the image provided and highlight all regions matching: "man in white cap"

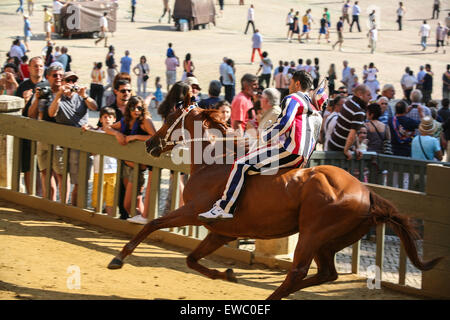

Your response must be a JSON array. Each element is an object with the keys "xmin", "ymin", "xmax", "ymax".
[
  {"xmin": 411, "ymin": 116, "xmax": 442, "ymax": 160},
  {"xmin": 184, "ymin": 76, "xmax": 202, "ymax": 102}
]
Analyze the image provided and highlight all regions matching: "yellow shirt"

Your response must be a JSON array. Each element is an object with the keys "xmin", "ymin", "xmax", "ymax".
[
  {"xmin": 302, "ymin": 15, "xmax": 308, "ymax": 25},
  {"xmin": 44, "ymin": 11, "xmax": 52, "ymax": 23}
]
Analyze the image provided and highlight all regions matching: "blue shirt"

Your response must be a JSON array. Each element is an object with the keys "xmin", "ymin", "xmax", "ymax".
[
  {"xmin": 120, "ymin": 56, "xmax": 132, "ymax": 74},
  {"xmin": 131, "ymin": 0, "xmax": 136, "ymax": 5},
  {"xmin": 24, "ymin": 19, "xmax": 32, "ymax": 37},
  {"xmin": 57, "ymin": 54, "xmax": 69, "ymax": 70},
  {"xmin": 411, "ymin": 135, "xmax": 440, "ymax": 160}
]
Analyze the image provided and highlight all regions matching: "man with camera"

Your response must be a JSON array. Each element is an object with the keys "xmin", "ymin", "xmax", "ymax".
[
  {"xmin": 28, "ymin": 65, "xmax": 66, "ymax": 201},
  {"xmin": 48, "ymin": 71, "xmax": 98, "ymax": 206},
  {"xmin": 15, "ymin": 56, "xmax": 45, "ymax": 195}
]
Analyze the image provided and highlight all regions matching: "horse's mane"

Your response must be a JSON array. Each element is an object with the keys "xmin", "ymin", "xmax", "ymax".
[
  {"xmin": 196, "ymin": 108, "xmax": 250, "ymax": 158},
  {"xmin": 198, "ymin": 108, "xmax": 229, "ymax": 135}
]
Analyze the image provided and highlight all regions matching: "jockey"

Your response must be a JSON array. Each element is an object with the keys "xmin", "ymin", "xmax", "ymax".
[{"xmin": 198, "ymin": 70, "xmax": 324, "ymax": 220}]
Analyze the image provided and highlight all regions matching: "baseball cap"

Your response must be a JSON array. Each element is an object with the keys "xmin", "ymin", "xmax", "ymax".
[
  {"xmin": 63, "ymin": 71, "xmax": 79, "ymax": 81},
  {"xmin": 184, "ymin": 77, "xmax": 201, "ymax": 90}
]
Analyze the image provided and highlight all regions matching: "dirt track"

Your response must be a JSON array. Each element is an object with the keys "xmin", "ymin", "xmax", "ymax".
[{"xmin": 0, "ymin": 200, "xmax": 418, "ymax": 300}]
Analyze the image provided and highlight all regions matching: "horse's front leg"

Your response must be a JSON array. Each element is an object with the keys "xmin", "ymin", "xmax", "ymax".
[{"xmin": 108, "ymin": 204, "xmax": 201, "ymax": 269}]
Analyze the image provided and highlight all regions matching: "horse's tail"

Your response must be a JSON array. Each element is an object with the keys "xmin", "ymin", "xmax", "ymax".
[{"xmin": 368, "ymin": 191, "xmax": 442, "ymax": 271}]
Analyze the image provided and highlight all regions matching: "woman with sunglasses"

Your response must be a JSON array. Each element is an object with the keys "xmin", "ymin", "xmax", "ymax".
[
  {"xmin": 105, "ymin": 96, "xmax": 157, "ymax": 224},
  {"xmin": 156, "ymin": 81, "xmax": 193, "ymax": 213}
]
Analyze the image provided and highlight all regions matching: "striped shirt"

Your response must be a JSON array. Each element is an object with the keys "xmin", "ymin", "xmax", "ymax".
[
  {"xmin": 261, "ymin": 91, "xmax": 322, "ymax": 157},
  {"xmin": 328, "ymin": 96, "xmax": 366, "ymax": 151}
]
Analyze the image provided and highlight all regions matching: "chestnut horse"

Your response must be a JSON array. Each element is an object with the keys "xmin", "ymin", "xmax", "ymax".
[{"xmin": 108, "ymin": 106, "xmax": 441, "ymax": 300}]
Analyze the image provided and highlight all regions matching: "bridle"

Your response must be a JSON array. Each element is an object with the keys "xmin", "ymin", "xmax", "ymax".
[{"xmin": 157, "ymin": 105, "xmax": 248, "ymax": 150}]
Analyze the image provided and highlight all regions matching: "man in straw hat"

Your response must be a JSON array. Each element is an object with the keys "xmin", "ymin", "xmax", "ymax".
[{"xmin": 411, "ymin": 116, "xmax": 443, "ymax": 161}]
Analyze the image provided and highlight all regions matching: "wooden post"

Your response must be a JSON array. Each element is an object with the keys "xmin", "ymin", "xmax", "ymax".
[
  {"xmin": 76, "ymin": 150, "xmax": 89, "ymax": 209},
  {"xmin": 11, "ymin": 137, "xmax": 21, "ymax": 192},
  {"xmin": 0, "ymin": 96, "xmax": 24, "ymax": 189},
  {"xmin": 130, "ymin": 162, "xmax": 139, "ymax": 217},
  {"xmin": 112, "ymin": 160, "xmax": 123, "ymax": 216},
  {"xmin": 29, "ymin": 140, "xmax": 37, "ymax": 196},
  {"xmin": 95, "ymin": 155, "xmax": 105, "ymax": 213},
  {"xmin": 352, "ymin": 240, "xmax": 361, "ymax": 274},
  {"xmin": 376, "ymin": 224, "xmax": 385, "ymax": 281},
  {"xmin": 61, "ymin": 147, "xmax": 70, "ymax": 204},
  {"xmin": 422, "ymin": 165, "xmax": 450, "ymax": 297},
  {"xmin": 399, "ymin": 243, "xmax": 407, "ymax": 285},
  {"xmin": 146, "ymin": 167, "xmax": 161, "ymax": 220}
]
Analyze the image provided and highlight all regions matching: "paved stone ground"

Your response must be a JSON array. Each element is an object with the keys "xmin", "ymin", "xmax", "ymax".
[
  {"xmin": 238, "ymin": 236, "xmax": 422, "ymax": 289},
  {"xmin": 334, "ymin": 236, "xmax": 422, "ymax": 289}
]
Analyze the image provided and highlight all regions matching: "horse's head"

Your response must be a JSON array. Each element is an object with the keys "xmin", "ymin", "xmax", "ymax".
[{"xmin": 146, "ymin": 105, "xmax": 229, "ymax": 158}]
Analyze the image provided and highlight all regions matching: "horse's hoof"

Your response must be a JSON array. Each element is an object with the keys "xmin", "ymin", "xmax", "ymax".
[
  {"xmin": 226, "ymin": 268, "xmax": 238, "ymax": 283},
  {"xmin": 108, "ymin": 258, "xmax": 123, "ymax": 270}
]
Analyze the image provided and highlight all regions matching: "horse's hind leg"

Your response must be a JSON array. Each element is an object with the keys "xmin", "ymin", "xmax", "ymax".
[
  {"xmin": 267, "ymin": 235, "xmax": 317, "ymax": 300},
  {"xmin": 287, "ymin": 248, "xmax": 338, "ymax": 293},
  {"xmin": 186, "ymin": 232, "xmax": 238, "ymax": 282},
  {"xmin": 274, "ymin": 218, "xmax": 372, "ymax": 297},
  {"xmin": 108, "ymin": 205, "xmax": 200, "ymax": 269}
]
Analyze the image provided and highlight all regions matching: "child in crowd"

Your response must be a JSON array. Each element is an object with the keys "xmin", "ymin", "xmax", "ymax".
[
  {"xmin": 153, "ymin": 76, "xmax": 163, "ymax": 109},
  {"xmin": 82, "ymin": 107, "xmax": 118, "ymax": 217},
  {"xmin": 105, "ymin": 96, "xmax": 157, "ymax": 224},
  {"xmin": 216, "ymin": 100, "xmax": 231, "ymax": 126}
]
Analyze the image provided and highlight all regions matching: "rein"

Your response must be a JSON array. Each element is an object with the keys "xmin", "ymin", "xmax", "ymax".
[{"xmin": 161, "ymin": 105, "xmax": 249, "ymax": 148}]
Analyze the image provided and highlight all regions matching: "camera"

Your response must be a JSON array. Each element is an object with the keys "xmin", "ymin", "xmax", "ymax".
[
  {"xmin": 36, "ymin": 83, "xmax": 53, "ymax": 100},
  {"xmin": 36, "ymin": 82, "xmax": 53, "ymax": 118},
  {"xmin": 71, "ymin": 85, "xmax": 80, "ymax": 92}
]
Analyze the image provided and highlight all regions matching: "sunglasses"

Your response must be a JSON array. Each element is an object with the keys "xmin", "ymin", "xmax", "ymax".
[
  {"xmin": 65, "ymin": 78, "xmax": 77, "ymax": 83},
  {"xmin": 52, "ymin": 74, "xmax": 63, "ymax": 78},
  {"xmin": 130, "ymin": 106, "xmax": 144, "ymax": 111},
  {"xmin": 119, "ymin": 89, "xmax": 132, "ymax": 93}
]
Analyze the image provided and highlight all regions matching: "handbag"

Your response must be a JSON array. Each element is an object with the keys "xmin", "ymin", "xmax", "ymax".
[
  {"xmin": 369, "ymin": 121, "xmax": 393, "ymax": 155},
  {"xmin": 141, "ymin": 64, "xmax": 149, "ymax": 82}
]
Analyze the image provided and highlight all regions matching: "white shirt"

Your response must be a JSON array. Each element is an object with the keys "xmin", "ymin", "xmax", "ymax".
[
  {"xmin": 53, "ymin": 1, "xmax": 63, "ymax": 14},
  {"xmin": 402, "ymin": 75, "xmax": 418, "ymax": 89},
  {"xmin": 219, "ymin": 62, "xmax": 228, "ymax": 80},
  {"xmin": 324, "ymin": 111, "xmax": 339, "ymax": 151},
  {"xmin": 437, "ymin": 26, "xmax": 448, "ymax": 40},
  {"xmin": 367, "ymin": 68, "xmax": 377, "ymax": 81},
  {"xmin": 93, "ymin": 154, "xmax": 117, "ymax": 174},
  {"xmin": 369, "ymin": 29, "xmax": 378, "ymax": 41},
  {"xmin": 222, "ymin": 65, "xmax": 235, "ymax": 85},
  {"xmin": 420, "ymin": 24, "xmax": 430, "ymax": 37},
  {"xmin": 247, "ymin": 7, "xmax": 254, "ymax": 21},
  {"xmin": 342, "ymin": 66, "xmax": 351, "ymax": 80},
  {"xmin": 352, "ymin": 5, "xmax": 360, "ymax": 16},
  {"xmin": 100, "ymin": 16, "xmax": 108, "ymax": 29},
  {"xmin": 286, "ymin": 12, "xmax": 293, "ymax": 24},
  {"xmin": 397, "ymin": 7, "xmax": 404, "ymax": 16},
  {"xmin": 296, "ymin": 64, "xmax": 304, "ymax": 71},
  {"xmin": 260, "ymin": 58, "xmax": 273, "ymax": 75}
]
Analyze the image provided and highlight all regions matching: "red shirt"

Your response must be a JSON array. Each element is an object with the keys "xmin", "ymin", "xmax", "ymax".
[
  {"xmin": 20, "ymin": 63, "xmax": 30, "ymax": 80},
  {"xmin": 230, "ymin": 92, "xmax": 253, "ymax": 131}
]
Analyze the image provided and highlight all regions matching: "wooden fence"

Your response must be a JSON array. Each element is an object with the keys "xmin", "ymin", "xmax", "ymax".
[{"xmin": 0, "ymin": 104, "xmax": 449, "ymax": 299}]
